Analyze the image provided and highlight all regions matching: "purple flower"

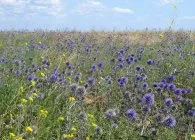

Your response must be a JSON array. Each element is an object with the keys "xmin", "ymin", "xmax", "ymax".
[
  {"xmin": 168, "ymin": 83, "xmax": 176, "ymax": 90},
  {"xmin": 91, "ymin": 64, "xmax": 97, "ymax": 71},
  {"xmin": 97, "ymin": 61, "xmax": 103, "ymax": 68},
  {"xmin": 164, "ymin": 116, "xmax": 176, "ymax": 127},
  {"xmin": 142, "ymin": 82, "xmax": 148, "ymax": 88},
  {"xmin": 165, "ymin": 98, "xmax": 173, "ymax": 107},
  {"xmin": 136, "ymin": 66, "xmax": 142, "ymax": 71},
  {"xmin": 174, "ymin": 88, "xmax": 182, "ymax": 95},
  {"xmin": 126, "ymin": 108, "xmax": 137, "ymax": 120},
  {"xmin": 26, "ymin": 75, "xmax": 34, "ymax": 81},
  {"xmin": 142, "ymin": 93, "xmax": 154, "ymax": 106},
  {"xmin": 188, "ymin": 109, "xmax": 195, "ymax": 117},
  {"xmin": 147, "ymin": 59, "xmax": 154, "ymax": 65},
  {"xmin": 87, "ymin": 77, "xmax": 95, "ymax": 86},
  {"xmin": 118, "ymin": 77, "xmax": 128, "ymax": 87}
]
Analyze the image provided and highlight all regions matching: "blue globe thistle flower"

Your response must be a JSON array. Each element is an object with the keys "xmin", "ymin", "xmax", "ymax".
[
  {"xmin": 126, "ymin": 108, "xmax": 137, "ymax": 120},
  {"xmin": 0, "ymin": 57, "xmax": 7, "ymax": 63},
  {"xmin": 97, "ymin": 61, "xmax": 103, "ymax": 68},
  {"xmin": 78, "ymin": 112, "xmax": 87, "ymax": 121},
  {"xmin": 104, "ymin": 109, "xmax": 118, "ymax": 119},
  {"xmin": 112, "ymin": 123, "xmax": 118, "ymax": 129},
  {"xmin": 26, "ymin": 75, "xmax": 34, "ymax": 81},
  {"xmin": 118, "ymin": 56, "xmax": 124, "ymax": 62},
  {"xmin": 142, "ymin": 82, "xmax": 148, "ymax": 88},
  {"xmin": 136, "ymin": 66, "xmax": 142, "ymax": 71},
  {"xmin": 168, "ymin": 74, "xmax": 175, "ymax": 82},
  {"xmin": 165, "ymin": 98, "xmax": 174, "ymax": 107},
  {"xmin": 177, "ymin": 95, "xmax": 183, "ymax": 102},
  {"xmin": 119, "ymin": 63, "xmax": 124, "ymax": 69},
  {"xmin": 142, "ymin": 106, "xmax": 151, "ymax": 114},
  {"xmin": 186, "ymin": 88, "xmax": 193, "ymax": 94},
  {"xmin": 70, "ymin": 83, "xmax": 78, "ymax": 94},
  {"xmin": 95, "ymin": 126, "xmax": 102, "ymax": 135},
  {"xmin": 49, "ymin": 73, "xmax": 58, "ymax": 83},
  {"xmin": 164, "ymin": 116, "xmax": 176, "ymax": 127},
  {"xmin": 87, "ymin": 77, "xmax": 95, "ymax": 86},
  {"xmin": 153, "ymin": 82, "xmax": 159, "ymax": 87},
  {"xmin": 76, "ymin": 86, "xmax": 86, "ymax": 98},
  {"xmin": 119, "ymin": 49, "xmax": 125, "ymax": 55},
  {"xmin": 147, "ymin": 59, "xmax": 154, "ymax": 65},
  {"xmin": 168, "ymin": 83, "xmax": 176, "ymax": 90},
  {"xmin": 174, "ymin": 88, "xmax": 182, "ymax": 95},
  {"xmin": 91, "ymin": 64, "xmax": 97, "ymax": 71},
  {"xmin": 118, "ymin": 77, "xmax": 128, "ymax": 87},
  {"xmin": 142, "ymin": 93, "xmax": 154, "ymax": 106},
  {"xmin": 188, "ymin": 109, "xmax": 195, "ymax": 117}
]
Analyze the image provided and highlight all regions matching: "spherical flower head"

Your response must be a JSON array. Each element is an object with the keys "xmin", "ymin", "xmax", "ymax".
[
  {"xmin": 142, "ymin": 106, "xmax": 151, "ymax": 114},
  {"xmin": 126, "ymin": 108, "xmax": 137, "ymax": 120},
  {"xmin": 136, "ymin": 66, "xmax": 142, "ymax": 71},
  {"xmin": 49, "ymin": 73, "xmax": 58, "ymax": 83},
  {"xmin": 87, "ymin": 77, "xmax": 95, "ymax": 86},
  {"xmin": 119, "ymin": 63, "xmax": 124, "ymax": 69},
  {"xmin": 165, "ymin": 98, "xmax": 173, "ymax": 107},
  {"xmin": 78, "ymin": 112, "xmax": 87, "ymax": 121},
  {"xmin": 168, "ymin": 74, "xmax": 175, "ymax": 82},
  {"xmin": 164, "ymin": 116, "xmax": 176, "ymax": 127},
  {"xmin": 168, "ymin": 83, "xmax": 176, "ymax": 90},
  {"xmin": 97, "ymin": 61, "xmax": 103, "ymax": 68},
  {"xmin": 118, "ymin": 77, "xmax": 128, "ymax": 87},
  {"xmin": 95, "ymin": 126, "xmax": 102, "ymax": 135},
  {"xmin": 142, "ymin": 93, "xmax": 154, "ymax": 106},
  {"xmin": 188, "ymin": 109, "xmax": 195, "ymax": 117},
  {"xmin": 174, "ymin": 88, "xmax": 182, "ymax": 95},
  {"xmin": 104, "ymin": 109, "xmax": 118, "ymax": 119},
  {"xmin": 76, "ymin": 86, "xmax": 86, "ymax": 97},
  {"xmin": 177, "ymin": 95, "xmax": 183, "ymax": 102},
  {"xmin": 147, "ymin": 59, "xmax": 154, "ymax": 65},
  {"xmin": 70, "ymin": 83, "xmax": 78, "ymax": 94},
  {"xmin": 142, "ymin": 82, "xmax": 148, "ymax": 88},
  {"xmin": 27, "ymin": 75, "xmax": 34, "ymax": 81},
  {"xmin": 91, "ymin": 64, "xmax": 97, "ymax": 71},
  {"xmin": 153, "ymin": 82, "xmax": 159, "ymax": 87},
  {"xmin": 186, "ymin": 88, "xmax": 193, "ymax": 94}
]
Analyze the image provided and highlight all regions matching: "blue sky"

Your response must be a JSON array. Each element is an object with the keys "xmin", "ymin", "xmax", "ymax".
[{"xmin": 0, "ymin": 0, "xmax": 194, "ymax": 30}]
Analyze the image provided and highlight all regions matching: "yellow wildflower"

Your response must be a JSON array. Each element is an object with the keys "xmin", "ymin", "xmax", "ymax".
[
  {"xmin": 71, "ymin": 127, "xmax": 77, "ymax": 132},
  {"xmin": 28, "ymin": 97, "xmax": 33, "ymax": 102},
  {"xmin": 69, "ymin": 97, "xmax": 75, "ymax": 102},
  {"xmin": 9, "ymin": 132, "xmax": 15, "ymax": 138},
  {"xmin": 31, "ymin": 80, "xmax": 36, "ymax": 86},
  {"xmin": 87, "ymin": 114, "xmax": 94, "ymax": 119},
  {"xmin": 86, "ymin": 136, "xmax": 90, "ymax": 140},
  {"xmin": 40, "ymin": 72, "xmax": 45, "ymax": 77},
  {"xmin": 16, "ymin": 137, "xmax": 24, "ymax": 140},
  {"xmin": 92, "ymin": 123, "xmax": 97, "ymax": 127},
  {"xmin": 159, "ymin": 33, "xmax": 164, "ymax": 39},
  {"xmin": 63, "ymin": 133, "xmax": 74, "ymax": 139},
  {"xmin": 39, "ymin": 109, "xmax": 48, "ymax": 118},
  {"xmin": 58, "ymin": 116, "xmax": 65, "ymax": 121},
  {"xmin": 21, "ymin": 98, "xmax": 27, "ymax": 104},
  {"xmin": 25, "ymin": 126, "xmax": 33, "ymax": 133},
  {"xmin": 33, "ymin": 92, "xmax": 37, "ymax": 96},
  {"xmin": 20, "ymin": 86, "xmax": 24, "ymax": 92},
  {"xmin": 191, "ymin": 134, "xmax": 195, "ymax": 139}
]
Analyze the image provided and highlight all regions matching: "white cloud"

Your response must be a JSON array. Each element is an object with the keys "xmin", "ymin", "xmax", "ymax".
[
  {"xmin": 0, "ymin": 0, "xmax": 66, "ymax": 17},
  {"xmin": 156, "ymin": 0, "xmax": 184, "ymax": 5},
  {"xmin": 179, "ymin": 16, "xmax": 195, "ymax": 20},
  {"xmin": 74, "ymin": 0, "xmax": 105, "ymax": 15},
  {"xmin": 112, "ymin": 7, "xmax": 134, "ymax": 14}
]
